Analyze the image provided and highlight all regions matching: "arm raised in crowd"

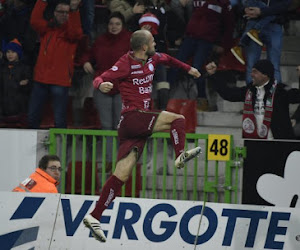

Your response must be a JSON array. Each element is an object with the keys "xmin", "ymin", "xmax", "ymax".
[
  {"xmin": 30, "ymin": 0, "xmax": 49, "ymax": 35},
  {"xmin": 206, "ymin": 62, "xmax": 247, "ymax": 102},
  {"xmin": 65, "ymin": 0, "xmax": 83, "ymax": 41},
  {"xmin": 109, "ymin": 0, "xmax": 144, "ymax": 22}
]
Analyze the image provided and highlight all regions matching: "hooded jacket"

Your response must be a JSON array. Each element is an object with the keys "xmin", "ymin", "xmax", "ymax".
[
  {"xmin": 13, "ymin": 168, "xmax": 59, "ymax": 193},
  {"xmin": 30, "ymin": 0, "xmax": 83, "ymax": 87}
]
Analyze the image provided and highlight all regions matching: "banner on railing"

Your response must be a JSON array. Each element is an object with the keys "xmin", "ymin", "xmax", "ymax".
[
  {"xmin": 242, "ymin": 140, "xmax": 300, "ymax": 207},
  {"xmin": 1, "ymin": 192, "xmax": 300, "ymax": 249}
]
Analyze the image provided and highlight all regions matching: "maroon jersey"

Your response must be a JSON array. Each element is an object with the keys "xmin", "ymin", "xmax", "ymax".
[{"xmin": 93, "ymin": 51, "xmax": 191, "ymax": 114}]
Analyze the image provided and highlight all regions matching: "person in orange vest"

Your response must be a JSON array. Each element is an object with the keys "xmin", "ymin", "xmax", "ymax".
[{"xmin": 13, "ymin": 155, "xmax": 61, "ymax": 193}]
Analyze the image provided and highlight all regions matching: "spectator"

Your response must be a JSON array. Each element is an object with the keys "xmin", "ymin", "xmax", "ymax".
[
  {"xmin": 0, "ymin": 39, "xmax": 31, "ymax": 128},
  {"xmin": 28, "ymin": 0, "xmax": 83, "ymax": 129},
  {"xmin": 13, "ymin": 155, "xmax": 61, "ymax": 193},
  {"xmin": 231, "ymin": 0, "xmax": 276, "ymax": 65},
  {"xmin": 168, "ymin": 0, "xmax": 234, "ymax": 111},
  {"xmin": 165, "ymin": 0, "xmax": 193, "ymax": 48},
  {"xmin": 206, "ymin": 59, "xmax": 300, "ymax": 140},
  {"xmin": 82, "ymin": 12, "xmax": 131, "ymax": 167},
  {"xmin": 240, "ymin": 0, "xmax": 291, "ymax": 84},
  {"xmin": 108, "ymin": 0, "xmax": 145, "ymax": 31},
  {"xmin": 0, "ymin": 0, "xmax": 38, "ymax": 67}
]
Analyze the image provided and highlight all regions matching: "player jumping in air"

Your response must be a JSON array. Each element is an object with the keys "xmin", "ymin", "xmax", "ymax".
[{"xmin": 83, "ymin": 30, "xmax": 202, "ymax": 242}]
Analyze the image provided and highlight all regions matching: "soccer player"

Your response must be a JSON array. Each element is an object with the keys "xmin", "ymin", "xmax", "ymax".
[{"xmin": 83, "ymin": 30, "xmax": 202, "ymax": 242}]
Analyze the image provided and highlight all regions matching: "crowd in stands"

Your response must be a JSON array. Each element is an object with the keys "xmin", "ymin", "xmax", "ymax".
[{"xmin": 0, "ymin": 0, "xmax": 300, "ymax": 138}]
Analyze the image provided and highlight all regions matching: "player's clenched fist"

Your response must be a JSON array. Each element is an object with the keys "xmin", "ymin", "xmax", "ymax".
[
  {"xmin": 99, "ymin": 82, "xmax": 113, "ymax": 93},
  {"xmin": 188, "ymin": 67, "xmax": 201, "ymax": 78}
]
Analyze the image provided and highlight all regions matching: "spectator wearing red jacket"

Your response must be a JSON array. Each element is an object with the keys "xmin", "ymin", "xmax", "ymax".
[
  {"xmin": 82, "ymin": 12, "xmax": 131, "ymax": 165},
  {"xmin": 28, "ymin": 0, "xmax": 83, "ymax": 128}
]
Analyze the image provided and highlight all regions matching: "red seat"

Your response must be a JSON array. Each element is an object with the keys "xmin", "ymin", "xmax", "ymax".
[
  {"xmin": 166, "ymin": 99, "xmax": 197, "ymax": 133},
  {"xmin": 65, "ymin": 161, "xmax": 100, "ymax": 195}
]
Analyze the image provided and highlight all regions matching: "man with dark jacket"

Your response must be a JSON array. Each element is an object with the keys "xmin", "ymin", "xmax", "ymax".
[
  {"xmin": 28, "ymin": 0, "xmax": 83, "ymax": 128},
  {"xmin": 206, "ymin": 59, "xmax": 300, "ymax": 140}
]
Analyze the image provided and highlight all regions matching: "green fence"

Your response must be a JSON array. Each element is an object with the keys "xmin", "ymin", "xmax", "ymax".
[{"xmin": 48, "ymin": 128, "xmax": 245, "ymax": 204}]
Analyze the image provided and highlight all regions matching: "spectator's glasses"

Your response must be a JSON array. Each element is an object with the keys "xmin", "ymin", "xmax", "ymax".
[
  {"xmin": 47, "ymin": 166, "xmax": 62, "ymax": 172},
  {"xmin": 55, "ymin": 10, "xmax": 69, "ymax": 15}
]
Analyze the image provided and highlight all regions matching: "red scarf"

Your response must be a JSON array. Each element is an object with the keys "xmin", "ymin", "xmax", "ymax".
[{"xmin": 242, "ymin": 83, "xmax": 277, "ymax": 139}]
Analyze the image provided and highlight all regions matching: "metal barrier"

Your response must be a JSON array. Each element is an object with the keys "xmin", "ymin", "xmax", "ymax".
[{"xmin": 48, "ymin": 128, "xmax": 245, "ymax": 203}]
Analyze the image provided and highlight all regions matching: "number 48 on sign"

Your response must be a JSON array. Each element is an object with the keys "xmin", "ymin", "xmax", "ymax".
[{"xmin": 208, "ymin": 134, "xmax": 231, "ymax": 161}]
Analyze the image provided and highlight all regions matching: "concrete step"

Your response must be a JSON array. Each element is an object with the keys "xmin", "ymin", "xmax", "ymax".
[
  {"xmin": 196, "ymin": 126, "xmax": 243, "ymax": 146},
  {"xmin": 285, "ymin": 20, "xmax": 300, "ymax": 37},
  {"xmin": 261, "ymin": 50, "xmax": 300, "ymax": 66},
  {"xmin": 282, "ymin": 36, "xmax": 300, "ymax": 52},
  {"xmin": 217, "ymin": 98, "xmax": 243, "ymax": 112},
  {"xmin": 197, "ymin": 111, "xmax": 242, "ymax": 128},
  {"xmin": 281, "ymin": 65, "xmax": 299, "ymax": 83}
]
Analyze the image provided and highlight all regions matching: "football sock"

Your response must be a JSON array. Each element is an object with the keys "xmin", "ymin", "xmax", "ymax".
[
  {"xmin": 170, "ymin": 118, "xmax": 186, "ymax": 158},
  {"xmin": 90, "ymin": 175, "xmax": 124, "ymax": 219}
]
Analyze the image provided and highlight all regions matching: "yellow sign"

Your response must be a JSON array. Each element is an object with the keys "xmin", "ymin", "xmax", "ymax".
[{"xmin": 207, "ymin": 134, "xmax": 231, "ymax": 161}]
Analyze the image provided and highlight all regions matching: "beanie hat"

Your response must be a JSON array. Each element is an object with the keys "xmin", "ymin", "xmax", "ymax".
[
  {"xmin": 139, "ymin": 13, "xmax": 160, "ymax": 35},
  {"xmin": 4, "ymin": 39, "xmax": 23, "ymax": 59},
  {"xmin": 253, "ymin": 59, "xmax": 274, "ymax": 79}
]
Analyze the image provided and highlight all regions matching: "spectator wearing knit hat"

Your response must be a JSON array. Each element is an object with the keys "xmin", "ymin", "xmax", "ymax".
[
  {"xmin": 206, "ymin": 59, "xmax": 300, "ymax": 140},
  {"xmin": 0, "ymin": 38, "xmax": 32, "ymax": 128},
  {"xmin": 0, "ymin": 0, "xmax": 38, "ymax": 67}
]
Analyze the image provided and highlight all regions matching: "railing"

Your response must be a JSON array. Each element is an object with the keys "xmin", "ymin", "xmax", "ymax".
[{"xmin": 48, "ymin": 128, "xmax": 245, "ymax": 204}]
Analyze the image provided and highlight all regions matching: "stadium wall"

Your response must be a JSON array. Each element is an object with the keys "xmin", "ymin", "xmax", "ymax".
[{"xmin": 0, "ymin": 192, "xmax": 300, "ymax": 249}]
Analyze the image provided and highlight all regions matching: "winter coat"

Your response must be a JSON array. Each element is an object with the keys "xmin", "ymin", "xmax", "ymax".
[
  {"xmin": 0, "ymin": 61, "xmax": 31, "ymax": 116},
  {"xmin": 30, "ymin": 0, "xmax": 83, "ymax": 87},
  {"xmin": 185, "ymin": 0, "xmax": 234, "ymax": 49},
  {"xmin": 13, "ymin": 168, "xmax": 59, "ymax": 193}
]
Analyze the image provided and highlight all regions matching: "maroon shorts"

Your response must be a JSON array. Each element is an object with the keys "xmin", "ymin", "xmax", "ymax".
[{"xmin": 117, "ymin": 110, "xmax": 160, "ymax": 161}]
